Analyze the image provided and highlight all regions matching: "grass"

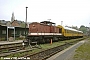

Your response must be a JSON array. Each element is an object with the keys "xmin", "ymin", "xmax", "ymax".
[
  {"xmin": 73, "ymin": 38, "xmax": 90, "ymax": 60},
  {"xmin": 6, "ymin": 41, "xmax": 66, "ymax": 57}
]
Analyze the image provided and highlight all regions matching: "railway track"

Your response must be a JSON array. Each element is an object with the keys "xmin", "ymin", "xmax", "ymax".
[
  {"xmin": 23, "ymin": 40, "xmax": 81, "ymax": 60},
  {"xmin": 0, "ymin": 41, "xmax": 24, "ymax": 56},
  {"xmin": 0, "ymin": 38, "xmax": 85, "ymax": 60},
  {"xmin": 0, "ymin": 41, "xmax": 38, "ymax": 57},
  {"xmin": 0, "ymin": 43, "xmax": 22, "ymax": 52},
  {"xmin": 19, "ymin": 38, "xmax": 84, "ymax": 60}
]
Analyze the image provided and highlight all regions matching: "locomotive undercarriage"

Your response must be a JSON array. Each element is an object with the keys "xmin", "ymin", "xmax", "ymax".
[
  {"xmin": 25, "ymin": 35, "xmax": 83, "ymax": 46},
  {"xmin": 26, "ymin": 35, "xmax": 61, "ymax": 45}
]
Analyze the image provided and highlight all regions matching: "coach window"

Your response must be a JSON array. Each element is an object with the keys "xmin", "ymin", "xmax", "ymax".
[
  {"xmin": 68, "ymin": 30, "xmax": 69, "ymax": 33},
  {"xmin": 2, "ymin": 30, "xmax": 6, "ymax": 34},
  {"xmin": 65, "ymin": 30, "xmax": 67, "ymax": 33}
]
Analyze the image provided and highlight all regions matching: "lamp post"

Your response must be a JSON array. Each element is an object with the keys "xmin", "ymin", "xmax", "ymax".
[
  {"xmin": 89, "ymin": 23, "xmax": 90, "ymax": 36},
  {"xmin": 25, "ymin": 7, "xmax": 28, "ymax": 39}
]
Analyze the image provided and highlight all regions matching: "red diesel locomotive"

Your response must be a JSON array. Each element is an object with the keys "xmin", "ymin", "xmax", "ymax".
[{"xmin": 27, "ymin": 21, "xmax": 62, "ymax": 43}]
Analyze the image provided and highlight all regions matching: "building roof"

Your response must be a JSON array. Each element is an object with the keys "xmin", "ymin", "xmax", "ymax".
[{"xmin": 0, "ymin": 20, "xmax": 11, "ymax": 25}]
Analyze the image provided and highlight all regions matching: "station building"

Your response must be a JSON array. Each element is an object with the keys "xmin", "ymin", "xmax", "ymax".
[{"xmin": 0, "ymin": 25, "xmax": 29, "ymax": 41}]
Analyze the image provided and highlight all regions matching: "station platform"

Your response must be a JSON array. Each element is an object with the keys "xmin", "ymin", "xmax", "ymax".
[
  {"xmin": 0, "ymin": 40, "xmax": 23, "ymax": 45},
  {"xmin": 47, "ymin": 40, "xmax": 86, "ymax": 60}
]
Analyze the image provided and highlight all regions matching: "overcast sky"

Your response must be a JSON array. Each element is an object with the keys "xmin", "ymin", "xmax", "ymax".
[{"xmin": 0, "ymin": 0, "xmax": 90, "ymax": 28}]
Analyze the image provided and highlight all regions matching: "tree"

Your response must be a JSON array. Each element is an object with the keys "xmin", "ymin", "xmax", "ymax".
[
  {"xmin": 85, "ymin": 27, "xmax": 90, "ymax": 36},
  {"xmin": 20, "ymin": 23, "xmax": 25, "ymax": 28},
  {"xmin": 71, "ymin": 26, "xmax": 79, "ymax": 30},
  {"xmin": 79, "ymin": 25, "xmax": 87, "ymax": 34}
]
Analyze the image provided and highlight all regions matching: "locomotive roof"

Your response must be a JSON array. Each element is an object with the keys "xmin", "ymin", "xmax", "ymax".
[
  {"xmin": 40, "ymin": 21, "xmax": 55, "ymax": 24},
  {"xmin": 63, "ymin": 26, "xmax": 83, "ymax": 33}
]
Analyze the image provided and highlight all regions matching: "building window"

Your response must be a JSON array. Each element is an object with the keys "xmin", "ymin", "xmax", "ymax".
[
  {"xmin": 20, "ymin": 31, "xmax": 21, "ymax": 35},
  {"xmin": 24, "ymin": 31, "xmax": 25, "ymax": 34},
  {"xmin": 15, "ymin": 31, "xmax": 17, "ymax": 34},
  {"xmin": 11, "ymin": 31, "xmax": 17, "ymax": 34},
  {"xmin": 2, "ymin": 30, "xmax": 6, "ymax": 34},
  {"xmin": 23, "ymin": 31, "xmax": 28, "ymax": 35},
  {"xmin": 12, "ymin": 31, "xmax": 14, "ymax": 34}
]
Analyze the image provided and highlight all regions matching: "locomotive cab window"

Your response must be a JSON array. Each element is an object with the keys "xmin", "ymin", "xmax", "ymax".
[{"xmin": 59, "ymin": 28, "xmax": 62, "ymax": 33}]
